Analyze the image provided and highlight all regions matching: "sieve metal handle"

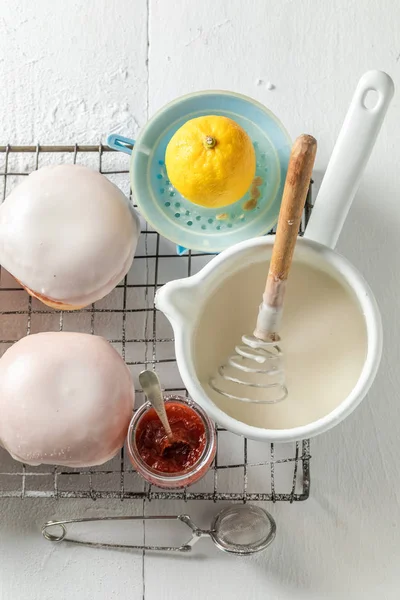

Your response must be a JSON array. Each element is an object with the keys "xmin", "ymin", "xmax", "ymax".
[
  {"xmin": 107, "ymin": 134, "xmax": 135, "ymax": 155},
  {"xmin": 42, "ymin": 514, "xmax": 210, "ymax": 553}
]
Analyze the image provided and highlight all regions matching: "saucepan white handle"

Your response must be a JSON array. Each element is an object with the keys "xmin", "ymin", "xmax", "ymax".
[{"xmin": 305, "ymin": 70, "xmax": 394, "ymax": 249}]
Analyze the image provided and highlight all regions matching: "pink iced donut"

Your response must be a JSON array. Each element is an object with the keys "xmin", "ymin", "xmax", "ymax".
[
  {"xmin": 0, "ymin": 333, "xmax": 135, "ymax": 467},
  {"xmin": 0, "ymin": 164, "xmax": 140, "ymax": 309}
]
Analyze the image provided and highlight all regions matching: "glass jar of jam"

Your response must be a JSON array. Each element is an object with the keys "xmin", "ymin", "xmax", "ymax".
[{"xmin": 127, "ymin": 395, "xmax": 216, "ymax": 489}]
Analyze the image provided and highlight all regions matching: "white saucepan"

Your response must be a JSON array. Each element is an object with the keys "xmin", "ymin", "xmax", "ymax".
[{"xmin": 155, "ymin": 71, "xmax": 394, "ymax": 442}]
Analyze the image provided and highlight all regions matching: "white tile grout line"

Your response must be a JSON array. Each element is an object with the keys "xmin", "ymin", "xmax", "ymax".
[{"xmin": 143, "ymin": 2, "xmax": 150, "ymax": 597}]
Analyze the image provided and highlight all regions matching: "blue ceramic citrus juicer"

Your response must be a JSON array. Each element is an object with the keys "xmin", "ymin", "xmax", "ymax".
[{"xmin": 108, "ymin": 91, "xmax": 291, "ymax": 254}]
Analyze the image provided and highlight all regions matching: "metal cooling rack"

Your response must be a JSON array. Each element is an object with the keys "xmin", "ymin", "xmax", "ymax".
[{"xmin": 0, "ymin": 144, "xmax": 311, "ymax": 502}]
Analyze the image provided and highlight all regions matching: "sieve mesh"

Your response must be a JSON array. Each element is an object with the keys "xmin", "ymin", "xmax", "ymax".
[{"xmin": 211, "ymin": 504, "xmax": 275, "ymax": 554}]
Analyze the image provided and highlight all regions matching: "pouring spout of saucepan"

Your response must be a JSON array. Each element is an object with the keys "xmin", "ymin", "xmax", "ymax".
[{"xmin": 155, "ymin": 279, "xmax": 199, "ymax": 323}]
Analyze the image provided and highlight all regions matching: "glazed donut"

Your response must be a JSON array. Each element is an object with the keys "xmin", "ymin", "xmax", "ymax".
[
  {"xmin": 0, "ymin": 332, "xmax": 135, "ymax": 467},
  {"xmin": 0, "ymin": 164, "xmax": 140, "ymax": 309}
]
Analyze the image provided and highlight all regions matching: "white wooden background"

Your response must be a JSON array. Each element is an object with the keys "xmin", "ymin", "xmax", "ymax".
[{"xmin": 0, "ymin": 1, "xmax": 399, "ymax": 599}]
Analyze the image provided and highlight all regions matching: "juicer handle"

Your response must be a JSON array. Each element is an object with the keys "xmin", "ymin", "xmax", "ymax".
[
  {"xmin": 304, "ymin": 70, "xmax": 394, "ymax": 249},
  {"xmin": 107, "ymin": 134, "xmax": 135, "ymax": 155}
]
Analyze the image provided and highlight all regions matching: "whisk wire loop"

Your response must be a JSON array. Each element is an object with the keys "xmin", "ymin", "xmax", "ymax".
[{"xmin": 210, "ymin": 334, "xmax": 288, "ymax": 404}]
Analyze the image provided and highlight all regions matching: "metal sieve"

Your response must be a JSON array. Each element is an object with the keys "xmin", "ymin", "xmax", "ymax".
[{"xmin": 42, "ymin": 504, "xmax": 276, "ymax": 555}]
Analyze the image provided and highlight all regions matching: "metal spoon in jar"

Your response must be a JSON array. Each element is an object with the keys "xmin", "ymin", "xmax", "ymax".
[{"xmin": 138, "ymin": 370, "xmax": 190, "ymax": 455}]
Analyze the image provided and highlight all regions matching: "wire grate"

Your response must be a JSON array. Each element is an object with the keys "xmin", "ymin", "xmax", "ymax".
[{"xmin": 0, "ymin": 144, "xmax": 311, "ymax": 502}]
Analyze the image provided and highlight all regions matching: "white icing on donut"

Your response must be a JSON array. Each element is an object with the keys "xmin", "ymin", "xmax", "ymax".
[
  {"xmin": 0, "ymin": 332, "xmax": 135, "ymax": 467},
  {"xmin": 0, "ymin": 165, "xmax": 140, "ymax": 306}
]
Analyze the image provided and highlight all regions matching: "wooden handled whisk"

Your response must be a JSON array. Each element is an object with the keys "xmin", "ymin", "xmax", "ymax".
[{"xmin": 210, "ymin": 135, "xmax": 317, "ymax": 404}]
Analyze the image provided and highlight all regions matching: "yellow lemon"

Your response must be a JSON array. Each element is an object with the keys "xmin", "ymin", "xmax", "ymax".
[{"xmin": 165, "ymin": 115, "xmax": 256, "ymax": 209}]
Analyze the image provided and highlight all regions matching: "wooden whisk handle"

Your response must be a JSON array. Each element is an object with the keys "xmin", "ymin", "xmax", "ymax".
[{"xmin": 264, "ymin": 134, "xmax": 317, "ymax": 308}]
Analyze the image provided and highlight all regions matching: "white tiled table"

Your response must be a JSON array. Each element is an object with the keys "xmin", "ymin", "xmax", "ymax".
[{"xmin": 1, "ymin": 1, "xmax": 400, "ymax": 599}]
